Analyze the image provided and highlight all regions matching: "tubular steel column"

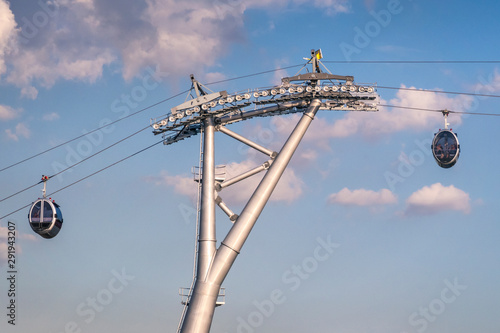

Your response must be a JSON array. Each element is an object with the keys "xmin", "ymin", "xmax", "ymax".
[
  {"xmin": 180, "ymin": 99, "xmax": 322, "ymax": 333},
  {"xmin": 198, "ymin": 117, "xmax": 217, "ymax": 281}
]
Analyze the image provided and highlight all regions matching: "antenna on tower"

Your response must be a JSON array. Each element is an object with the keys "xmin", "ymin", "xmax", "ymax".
[{"xmin": 191, "ymin": 74, "xmax": 207, "ymax": 97}]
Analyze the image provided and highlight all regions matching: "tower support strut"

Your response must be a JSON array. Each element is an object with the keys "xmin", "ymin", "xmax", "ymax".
[
  {"xmin": 180, "ymin": 99, "xmax": 322, "ymax": 333},
  {"xmin": 197, "ymin": 117, "xmax": 217, "ymax": 281}
]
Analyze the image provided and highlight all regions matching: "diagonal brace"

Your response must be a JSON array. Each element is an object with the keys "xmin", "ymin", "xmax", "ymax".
[{"xmin": 180, "ymin": 99, "xmax": 322, "ymax": 333}]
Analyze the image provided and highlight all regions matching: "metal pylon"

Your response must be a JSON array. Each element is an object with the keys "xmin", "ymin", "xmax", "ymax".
[
  {"xmin": 175, "ymin": 128, "xmax": 204, "ymax": 333},
  {"xmin": 180, "ymin": 100, "xmax": 322, "ymax": 333},
  {"xmin": 150, "ymin": 50, "xmax": 380, "ymax": 333}
]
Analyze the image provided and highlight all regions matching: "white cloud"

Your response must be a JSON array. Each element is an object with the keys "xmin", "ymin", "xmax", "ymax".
[
  {"xmin": 0, "ymin": 222, "xmax": 36, "ymax": 266},
  {"xmin": 0, "ymin": 241, "xmax": 7, "ymax": 264},
  {"xmin": 404, "ymin": 183, "xmax": 471, "ymax": 216},
  {"xmin": 148, "ymin": 157, "xmax": 305, "ymax": 205},
  {"xmin": 310, "ymin": 0, "xmax": 351, "ymax": 14},
  {"xmin": 271, "ymin": 58, "xmax": 290, "ymax": 86},
  {"xmin": 364, "ymin": 0, "xmax": 376, "ymax": 10},
  {"xmin": 0, "ymin": 0, "xmax": 17, "ymax": 76},
  {"xmin": 2, "ymin": 0, "xmax": 352, "ymax": 97},
  {"xmin": 20, "ymin": 86, "xmax": 38, "ymax": 100},
  {"xmin": 148, "ymin": 170, "xmax": 198, "ymax": 202},
  {"xmin": 203, "ymin": 72, "xmax": 227, "ymax": 84},
  {"xmin": 73, "ymin": 0, "xmax": 95, "ymax": 7},
  {"xmin": 118, "ymin": 0, "xmax": 246, "ymax": 81},
  {"xmin": 471, "ymin": 68, "xmax": 500, "ymax": 95},
  {"xmin": 330, "ymin": 85, "xmax": 472, "ymax": 138},
  {"xmin": 298, "ymin": 148, "xmax": 318, "ymax": 162},
  {"xmin": 270, "ymin": 84, "xmax": 473, "ymax": 147},
  {"xmin": 42, "ymin": 112, "xmax": 60, "ymax": 121},
  {"xmin": 4, "ymin": 0, "xmax": 116, "ymax": 94},
  {"xmin": 6, "ymin": 44, "xmax": 116, "ymax": 94},
  {"xmin": 5, "ymin": 122, "xmax": 30, "ymax": 141},
  {"xmin": 247, "ymin": 0, "xmax": 350, "ymax": 15},
  {"xmin": 3, "ymin": 0, "xmax": 242, "ymax": 91},
  {"xmin": 328, "ymin": 187, "xmax": 397, "ymax": 206},
  {"xmin": 223, "ymin": 159, "xmax": 305, "ymax": 204},
  {"xmin": 0, "ymin": 104, "xmax": 20, "ymax": 120}
]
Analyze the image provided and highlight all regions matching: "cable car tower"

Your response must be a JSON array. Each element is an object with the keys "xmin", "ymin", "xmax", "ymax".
[{"xmin": 151, "ymin": 49, "xmax": 379, "ymax": 333}]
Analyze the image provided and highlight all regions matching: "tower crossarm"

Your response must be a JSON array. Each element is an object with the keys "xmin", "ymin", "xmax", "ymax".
[
  {"xmin": 281, "ymin": 73, "xmax": 354, "ymax": 84},
  {"xmin": 151, "ymin": 81, "xmax": 379, "ymax": 145}
]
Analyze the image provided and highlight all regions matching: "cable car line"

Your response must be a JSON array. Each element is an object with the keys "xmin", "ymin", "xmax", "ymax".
[
  {"xmin": 1, "ymin": 62, "xmax": 499, "ymax": 200},
  {"xmin": 1, "ymin": 203, "xmax": 32, "ymax": 222},
  {"xmin": 324, "ymin": 60, "xmax": 500, "ymax": 64},
  {"xmin": 0, "ymin": 182, "xmax": 41, "ymax": 205},
  {"xmin": 380, "ymin": 104, "xmax": 500, "ymax": 116},
  {"xmin": 2, "ymin": 64, "xmax": 499, "ymax": 174},
  {"xmin": 46, "ymin": 139, "xmax": 164, "ymax": 198},
  {"xmin": 0, "ymin": 90, "xmax": 189, "ymax": 174},
  {"xmin": 203, "ymin": 64, "xmax": 304, "ymax": 86},
  {"xmin": 0, "ymin": 124, "xmax": 151, "ymax": 204},
  {"xmin": 0, "ymin": 138, "xmax": 164, "ymax": 221},
  {"xmin": 1, "ymin": 94, "xmax": 499, "ymax": 206},
  {"xmin": 1, "ymin": 67, "xmax": 308, "ymax": 203},
  {"xmin": 2, "ymin": 96, "xmax": 499, "ymax": 205},
  {"xmin": 0, "ymin": 66, "xmax": 304, "ymax": 174},
  {"xmin": 377, "ymin": 85, "xmax": 500, "ymax": 98}
]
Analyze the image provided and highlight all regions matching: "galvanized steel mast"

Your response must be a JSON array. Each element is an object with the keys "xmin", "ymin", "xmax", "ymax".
[{"xmin": 150, "ymin": 49, "xmax": 379, "ymax": 333}]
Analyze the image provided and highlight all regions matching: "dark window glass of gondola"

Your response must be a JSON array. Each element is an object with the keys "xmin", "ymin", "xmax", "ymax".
[
  {"xmin": 433, "ymin": 132, "xmax": 458, "ymax": 164},
  {"xmin": 31, "ymin": 201, "xmax": 41, "ymax": 223},
  {"xmin": 43, "ymin": 202, "xmax": 53, "ymax": 221}
]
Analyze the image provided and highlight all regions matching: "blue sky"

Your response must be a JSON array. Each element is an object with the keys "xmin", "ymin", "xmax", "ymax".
[{"xmin": 1, "ymin": 0, "xmax": 500, "ymax": 332}]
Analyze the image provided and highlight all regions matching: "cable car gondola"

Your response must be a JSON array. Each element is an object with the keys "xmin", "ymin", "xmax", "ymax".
[
  {"xmin": 28, "ymin": 176, "xmax": 63, "ymax": 239},
  {"xmin": 431, "ymin": 110, "xmax": 460, "ymax": 168}
]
